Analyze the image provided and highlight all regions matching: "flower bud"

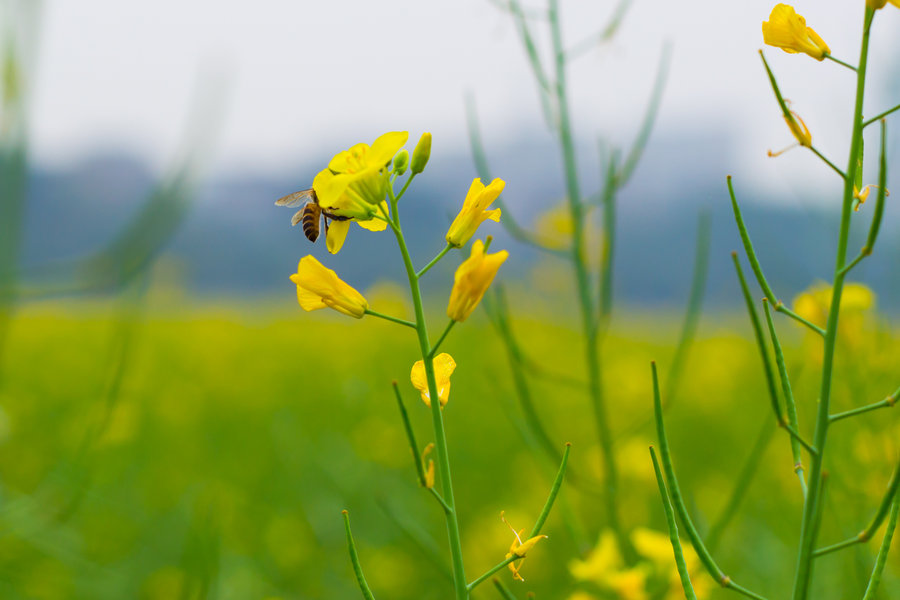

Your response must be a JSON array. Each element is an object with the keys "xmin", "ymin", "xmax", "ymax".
[
  {"xmin": 410, "ymin": 132, "xmax": 432, "ymax": 174},
  {"xmin": 393, "ymin": 149, "xmax": 409, "ymax": 175}
]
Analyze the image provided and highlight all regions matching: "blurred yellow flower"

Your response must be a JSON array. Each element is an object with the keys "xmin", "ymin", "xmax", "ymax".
[
  {"xmin": 410, "ymin": 353, "xmax": 456, "ymax": 407},
  {"xmin": 868, "ymin": 0, "xmax": 888, "ymax": 9},
  {"xmin": 570, "ymin": 529, "xmax": 709, "ymax": 600},
  {"xmin": 447, "ymin": 239, "xmax": 508, "ymax": 322},
  {"xmin": 793, "ymin": 281, "xmax": 876, "ymax": 328},
  {"xmin": 501, "ymin": 511, "xmax": 547, "ymax": 582},
  {"xmin": 762, "ymin": 4, "xmax": 830, "ymax": 61},
  {"xmin": 313, "ymin": 131, "xmax": 408, "ymax": 220},
  {"xmin": 289, "ymin": 256, "xmax": 368, "ymax": 318},
  {"xmin": 534, "ymin": 202, "xmax": 575, "ymax": 250},
  {"xmin": 446, "ymin": 178, "xmax": 504, "ymax": 248}
]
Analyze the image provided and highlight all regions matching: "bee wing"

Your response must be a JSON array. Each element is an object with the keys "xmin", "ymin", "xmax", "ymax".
[
  {"xmin": 275, "ymin": 188, "xmax": 315, "ymax": 208},
  {"xmin": 291, "ymin": 209, "xmax": 305, "ymax": 226}
]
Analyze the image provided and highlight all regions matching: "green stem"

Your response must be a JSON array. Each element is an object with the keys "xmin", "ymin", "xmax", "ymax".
[
  {"xmin": 808, "ymin": 146, "xmax": 847, "ymax": 180},
  {"xmin": 394, "ymin": 173, "xmax": 417, "ymax": 201},
  {"xmin": 651, "ymin": 362, "xmax": 769, "ymax": 600},
  {"xmin": 862, "ymin": 498, "xmax": 900, "ymax": 600},
  {"xmin": 727, "ymin": 178, "xmax": 825, "ymax": 337},
  {"xmin": 364, "ymin": 309, "xmax": 416, "ymax": 329},
  {"xmin": 762, "ymin": 299, "xmax": 808, "ymax": 498},
  {"xmin": 650, "ymin": 447, "xmax": 698, "ymax": 600},
  {"xmin": 824, "ymin": 53, "xmax": 857, "ymax": 72},
  {"xmin": 830, "ymin": 390, "xmax": 898, "ymax": 423},
  {"xmin": 491, "ymin": 578, "xmax": 517, "ymax": 600},
  {"xmin": 863, "ymin": 102, "xmax": 900, "ymax": 128},
  {"xmin": 731, "ymin": 254, "xmax": 783, "ymax": 425},
  {"xmin": 417, "ymin": 244, "xmax": 453, "ymax": 279},
  {"xmin": 342, "ymin": 511, "xmax": 376, "ymax": 600},
  {"xmin": 841, "ymin": 119, "xmax": 889, "ymax": 277},
  {"xmin": 548, "ymin": 0, "xmax": 630, "ymax": 562},
  {"xmin": 429, "ymin": 320, "xmax": 456, "ymax": 358},
  {"xmin": 389, "ymin": 196, "xmax": 468, "ymax": 599},
  {"xmin": 392, "ymin": 382, "xmax": 426, "ymax": 487},
  {"xmin": 791, "ymin": 9, "xmax": 875, "ymax": 600}
]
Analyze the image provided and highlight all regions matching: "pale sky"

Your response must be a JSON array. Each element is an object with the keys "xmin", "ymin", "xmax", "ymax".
[{"xmin": 10, "ymin": 1, "xmax": 900, "ymax": 198}]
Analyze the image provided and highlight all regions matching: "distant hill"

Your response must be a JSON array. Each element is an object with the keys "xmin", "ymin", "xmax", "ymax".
[{"xmin": 17, "ymin": 131, "xmax": 900, "ymax": 311}]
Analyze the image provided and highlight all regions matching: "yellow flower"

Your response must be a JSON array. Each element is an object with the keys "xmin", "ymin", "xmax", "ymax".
[
  {"xmin": 410, "ymin": 353, "xmax": 456, "ymax": 408},
  {"xmin": 289, "ymin": 256, "xmax": 368, "ymax": 318},
  {"xmin": 793, "ymin": 281, "xmax": 875, "ymax": 328},
  {"xmin": 500, "ymin": 512, "xmax": 547, "ymax": 582},
  {"xmin": 446, "ymin": 178, "xmax": 504, "ymax": 248},
  {"xmin": 313, "ymin": 131, "xmax": 408, "ymax": 220},
  {"xmin": 447, "ymin": 239, "xmax": 508, "ymax": 322},
  {"xmin": 869, "ymin": 0, "xmax": 888, "ymax": 9},
  {"xmin": 570, "ymin": 529, "xmax": 710, "ymax": 600},
  {"xmin": 762, "ymin": 4, "xmax": 830, "ymax": 61}
]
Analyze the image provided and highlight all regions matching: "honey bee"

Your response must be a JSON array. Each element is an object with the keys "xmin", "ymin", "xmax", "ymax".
[{"xmin": 274, "ymin": 188, "xmax": 349, "ymax": 243}]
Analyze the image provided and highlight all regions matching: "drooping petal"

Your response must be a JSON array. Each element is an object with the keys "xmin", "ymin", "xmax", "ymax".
[
  {"xmin": 326, "ymin": 219, "xmax": 351, "ymax": 254},
  {"xmin": 762, "ymin": 4, "xmax": 830, "ymax": 60}
]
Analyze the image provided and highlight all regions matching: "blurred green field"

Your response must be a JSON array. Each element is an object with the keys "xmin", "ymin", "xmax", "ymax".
[{"xmin": 0, "ymin": 291, "xmax": 898, "ymax": 599}]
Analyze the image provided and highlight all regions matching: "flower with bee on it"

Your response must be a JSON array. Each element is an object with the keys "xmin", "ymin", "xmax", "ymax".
[{"xmin": 275, "ymin": 187, "xmax": 388, "ymax": 254}]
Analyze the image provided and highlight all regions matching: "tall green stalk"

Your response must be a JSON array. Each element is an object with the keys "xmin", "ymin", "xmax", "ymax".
[
  {"xmin": 790, "ymin": 7, "xmax": 875, "ymax": 600},
  {"xmin": 547, "ymin": 0, "xmax": 631, "ymax": 561},
  {"xmin": 387, "ymin": 195, "xmax": 468, "ymax": 599}
]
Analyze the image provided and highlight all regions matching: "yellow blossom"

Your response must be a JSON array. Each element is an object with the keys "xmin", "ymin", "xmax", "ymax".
[
  {"xmin": 793, "ymin": 281, "xmax": 875, "ymax": 328},
  {"xmin": 313, "ymin": 131, "xmax": 408, "ymax": 221},
  {"xmin": 570, "ymin": 529, "xmax": 710, "ymax": 600},
  {"xmin": 410, "ymin": 353, "xmax": 456, "ymax": 408},
  {"xmin": 446, "ymin": 178, "xmax": 504, "ymax": 247},
  {"xmin": 868, "ymin": 0, "xmax": 888, "ymax": 9},
  {"xmin": 289, "ymin": 256, "xmax": 368, "ymax": 318},
  {"xmin": 447, "ymin": 239, "xmax": 508, "ymax": 322},
  {"xmin": 762, "ymin": 4, "xmax": 830, "ymax": 61},
  {"xmin": 500, "ymin": 512, "xmax": 547, "ymax": 582}
]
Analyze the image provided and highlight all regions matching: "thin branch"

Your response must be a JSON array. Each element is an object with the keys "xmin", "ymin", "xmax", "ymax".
[
  {"xmin": 651, "ymin": 362, "xmax": 770, "ymax": 600},
  {"xmin": 364, "ymin": 309, "xmax": 416, "ymax": 329},
  {"xmin": 342, "ymin": 511, "xmax": 376, "ymax": 600}
]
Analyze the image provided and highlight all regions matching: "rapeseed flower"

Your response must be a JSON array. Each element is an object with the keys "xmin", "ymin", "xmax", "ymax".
[
  {"xmin": 762, "ymin": 5, "xmax": 830, "ymax": 61},
  {"xmin": 313, "ymin": 131, "xmax": 408, "ymax": 221},
  {"xmin": 410, "ymin": 353, "xmax": 456, "ymax": 407},
  {"xmin": 290, "ymin": 256, "xmax": 368, "ymax": 318},
  {"xmin": 500, "ymin": 512, "xmax": 547, "ymax": 582},
  {"xmin": 447, "ymin": 239, "xmax": 508, "ymax": 322},
  {"xmin": 446, "ymin": 178, "xmax": 504, "ymax": 247}
]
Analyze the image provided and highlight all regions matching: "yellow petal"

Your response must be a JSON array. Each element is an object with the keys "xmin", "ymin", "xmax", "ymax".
[
  {"xmin": 447, "ymin": 239, "xmax": 509, "ymax": 322},
  {"xmin": 512, "ymin": 534, "xmax": 548, "ymax": 557},
  {"xmin": 368, "ymin": 131, "xmax": 409, "ymax": 167},
  {"xmin": 326, "ymin": 219, "xmax": 351, "ymax": 254},
  {"xmin": 356, "ymin": 202, "xmax": 390, "ymax": 231}
]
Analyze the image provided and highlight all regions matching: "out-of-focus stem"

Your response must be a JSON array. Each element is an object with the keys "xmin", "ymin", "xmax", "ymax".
[{"xmin": 548, "ymin": 0, "xmax": 631, "ymax": 562}]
